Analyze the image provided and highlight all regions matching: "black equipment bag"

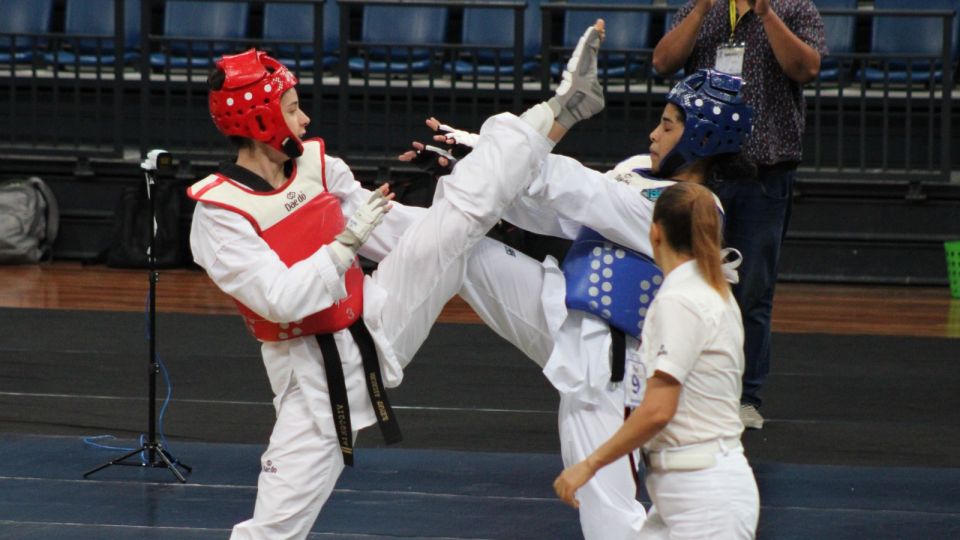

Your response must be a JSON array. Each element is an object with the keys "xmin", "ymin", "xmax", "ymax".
[{"xmin": 105, "ymin": 180, "xmax": 184, "ymax": 268}]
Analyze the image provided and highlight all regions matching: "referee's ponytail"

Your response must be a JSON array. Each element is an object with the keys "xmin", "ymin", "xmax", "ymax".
[{"xmin": 652, "ymin": 183, "xmax": 729, "ymax": 297}]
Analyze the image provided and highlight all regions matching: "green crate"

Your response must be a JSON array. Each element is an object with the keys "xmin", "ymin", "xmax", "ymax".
[{"xmin": 946, "ymin": 241, "xmax": 960, "ymax": 299}]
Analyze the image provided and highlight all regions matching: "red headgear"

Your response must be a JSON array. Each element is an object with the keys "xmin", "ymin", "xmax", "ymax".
[{"xmin": 209, "ymin": 49, "xmax": 303, "ymax": 158}]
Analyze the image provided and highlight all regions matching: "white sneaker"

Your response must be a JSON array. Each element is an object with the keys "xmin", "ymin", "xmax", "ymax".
[{"xmin": 740, "ymin": 404, "xmax": 764, "ymax": 430}]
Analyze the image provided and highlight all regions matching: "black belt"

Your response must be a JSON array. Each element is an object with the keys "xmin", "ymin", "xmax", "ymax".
[
  {"xmin": 612, "ymin": 327, "xmax": 640, "ymax": 491},
  {"xmin": 315, "ymin": 321, "xmax": 402, "ymax": 467},
  {"xmin": 626, "ymin": 407, "xmax": 641, "ymax": 491},
  {"xmin": 610, "ymin": 326, "xmax": 625, "ymax": 383}
]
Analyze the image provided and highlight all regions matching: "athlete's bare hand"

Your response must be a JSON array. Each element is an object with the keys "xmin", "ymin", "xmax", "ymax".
[
  {"xmin": 398, "ymin": 117, "xmax": 453, "ymax": 167},
  {"xmin": 425, "ymin": 117, "xmax": 448, "ymax": 144},
  {"xmin": 398, "ymin": 141, "xmax": 450, "ymax": 169}
]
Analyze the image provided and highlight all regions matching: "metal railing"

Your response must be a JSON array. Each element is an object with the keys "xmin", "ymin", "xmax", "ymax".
[
  {"xmin": 0, "ymin": 1, "xmax": 955, "ymax": 184},
  {"xmin": 808, "ymin": 8, "xmax": 956, "ymax": 184},
  {"xmin": 332, "ymin": 0, "xmax": 530, "ymax": 158}
]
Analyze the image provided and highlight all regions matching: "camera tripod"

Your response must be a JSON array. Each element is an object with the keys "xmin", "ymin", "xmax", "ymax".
[{"xmin": 83, "ymin": 150, "xmax": 192, "ymax": 483}]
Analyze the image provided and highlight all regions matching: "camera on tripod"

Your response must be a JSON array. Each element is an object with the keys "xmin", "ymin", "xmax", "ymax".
[{"xmin": 141, "ymin": 149, "xmax": 173, "ymax": 172}]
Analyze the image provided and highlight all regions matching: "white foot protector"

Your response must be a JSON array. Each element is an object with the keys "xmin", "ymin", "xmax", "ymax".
[{"xmin": 548, "ymin": 21, "xmax": 605, "ymax": 129}]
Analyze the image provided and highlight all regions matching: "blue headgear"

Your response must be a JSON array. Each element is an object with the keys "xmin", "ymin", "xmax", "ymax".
[{"xmin": 658, "ymin": 69, "xmax": 753, "ymax": 178}]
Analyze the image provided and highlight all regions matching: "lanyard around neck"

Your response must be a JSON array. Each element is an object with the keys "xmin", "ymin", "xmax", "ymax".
[{"xmin": 729, "ymin": 0, "xmax": 746, "ymax": 40}]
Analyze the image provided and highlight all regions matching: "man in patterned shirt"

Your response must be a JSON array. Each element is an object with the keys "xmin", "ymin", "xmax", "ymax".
[{"xmin": 653, "ymin": 0, "xmax": 826, "ymax": 429}]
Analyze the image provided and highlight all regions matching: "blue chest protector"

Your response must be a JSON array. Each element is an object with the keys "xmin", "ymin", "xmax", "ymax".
[{"xmin": 561, "ymin": 227, "xmax": 663, "ymax": 341}]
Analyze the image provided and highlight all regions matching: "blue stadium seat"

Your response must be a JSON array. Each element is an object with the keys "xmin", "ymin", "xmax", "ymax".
[
  {"xmin": 813, "ymin": 0, "xmax": 857, "ymax": 82},
  {"xmin": 46, "ymin": 0, "xmax": 141, "ymax": 68},
  {"xmin": 0, "ymin": 0, "xmax": 54, "ymax": 64},
  {"xmin": 347, "ymin": 5, "xmax": 449, "ymax": 75},
  {"xmin": 859, "ymin": 0, "xmax": 960, "ymax": 84},
  {"xmin": 150, "ymin": 1, "xmax": 250, "ymax": 69},
  {"xmin": 262, "ymin": 1, "xmax": 339, "ymax": 71},
  {"xmin": 553, "ymin": 0, "xmax": 653, "ymax": 79},
  {"xmin": 445, "ymin": 0, "xmax": 542, "ymax": 77}
]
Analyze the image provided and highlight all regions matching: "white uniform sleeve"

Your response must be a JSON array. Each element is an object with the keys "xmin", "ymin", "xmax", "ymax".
[
  {"xmin": 189, "ymin": 202, "xmax": 346, "ymax": 323},
  {"xmin": 323, "ymin": 155, "xmax": 428, "ymax": 263},
  {"xmin": 509, "ymin": 154, "xmax": 656, "ymax": 255},
  {"xmin": 642, "ymin": 295, "xmax": 710, "ymax": 384}
]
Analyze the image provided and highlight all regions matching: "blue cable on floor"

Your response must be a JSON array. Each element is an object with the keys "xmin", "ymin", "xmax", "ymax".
[
  {"xmin": 156, "ymin": 349, "xmax": 174, "ymax": 453},
  {"xmin": 81, "ymin": 288, "xmax": 178, "ymax": 464},
  {"xmin": 82, "ymin": 434, "xmax": 135, "ymax": 452}
]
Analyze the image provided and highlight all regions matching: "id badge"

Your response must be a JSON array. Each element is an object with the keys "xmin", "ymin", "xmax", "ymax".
[
  {"xmin": 624, "ymin": 347, "xmax": 647, "ymax": 409},
  {"xmin": 715, "ymin": 43, "xmax": 745, "ymax": 76}
]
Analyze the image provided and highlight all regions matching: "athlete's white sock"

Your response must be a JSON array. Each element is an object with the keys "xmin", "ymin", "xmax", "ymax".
[{"xmin": 519, "ymin": 102, "xmax": 556, "ymax": 139}]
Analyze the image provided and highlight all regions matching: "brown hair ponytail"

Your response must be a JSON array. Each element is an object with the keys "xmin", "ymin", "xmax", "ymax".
[{"xmin": 652, "ymin": 183, "xmax": 729, "ymax": 297}]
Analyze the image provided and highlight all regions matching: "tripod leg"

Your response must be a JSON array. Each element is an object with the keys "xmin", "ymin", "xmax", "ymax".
[
  {"xmin": 83, "ymin": 447, "xmax": 144, "ymax": 479},
  {"xmin": 155, "ymin": 446, "xmax": 189, "ymax": 483},
  {"xmin": 162, "ymin": 448, "xmax": 193, "ymax": 474}
]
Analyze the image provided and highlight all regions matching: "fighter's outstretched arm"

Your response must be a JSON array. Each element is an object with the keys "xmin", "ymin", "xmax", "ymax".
[
  {"xmin": 517, "ymin": 156, "xmax": 658, "ymax": 256},
  {"xmin": 402, "ymin": 123, "xmax": 656, "ymax": 255},
  {"xmin": 399, "ymin": 19, "xmax": 607, "ymax": 172}
]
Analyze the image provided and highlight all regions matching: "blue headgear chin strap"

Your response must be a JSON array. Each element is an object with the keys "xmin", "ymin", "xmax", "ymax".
[{"xmin": 657, "ymin": 69, "xmax": 753, "ymax": 178}]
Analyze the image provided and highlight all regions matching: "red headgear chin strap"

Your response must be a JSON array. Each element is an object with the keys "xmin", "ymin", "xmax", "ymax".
[{"xmin": 209, "ymin": 49, "xmax": 303, "ymax": 158}]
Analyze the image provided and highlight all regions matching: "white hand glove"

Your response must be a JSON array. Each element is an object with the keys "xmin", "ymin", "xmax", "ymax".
[
  {"xmin": 342, "ymin": 188, "xmax": 390, "ymax": 245},
  {"xmin": 328, "ymin": 187, "xmax": 391, "ymax": 273},
  {"xmin": 437, "ymin": 123, "xmax": 480, "ymax": 149}
]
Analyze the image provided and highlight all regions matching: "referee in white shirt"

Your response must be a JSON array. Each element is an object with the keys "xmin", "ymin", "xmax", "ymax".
[{"xmin": 554, "ymin": 181, "xmax": 760, "ymax": 539}]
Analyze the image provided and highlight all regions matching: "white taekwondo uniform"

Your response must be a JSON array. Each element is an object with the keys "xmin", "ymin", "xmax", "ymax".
[
  {"xmin": 189, "ymin": 113, "xmax": 552, "ymax": 540},
  {"xmin": 458, "ymin": 154, "xmax": 670, "ymax": 540}
]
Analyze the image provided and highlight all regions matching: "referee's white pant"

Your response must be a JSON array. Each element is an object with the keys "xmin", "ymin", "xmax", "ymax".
[{"xmin": 640, "ymin": 448, "xmax": 759, "ymax": 539}]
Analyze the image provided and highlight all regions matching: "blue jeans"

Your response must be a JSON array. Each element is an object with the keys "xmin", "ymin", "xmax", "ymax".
[{"xmin": 715, "ymin": 165, "xmax": 795, "ymax": 409}]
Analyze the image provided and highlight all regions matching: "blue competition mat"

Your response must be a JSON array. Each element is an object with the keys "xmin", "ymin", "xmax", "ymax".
[{"xmin": 1, "ymin": 434, "xmax": 960, "ymax": 539}]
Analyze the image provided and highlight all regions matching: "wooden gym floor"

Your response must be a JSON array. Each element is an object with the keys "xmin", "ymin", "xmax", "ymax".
[{"xmin": 0, "ymin": 261, "xmax": 957, "ymax": 338}]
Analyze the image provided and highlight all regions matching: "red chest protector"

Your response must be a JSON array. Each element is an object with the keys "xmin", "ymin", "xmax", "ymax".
[{"xmin": 187, "ymin": 139, "xmax": 363, "ymax": 341}]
